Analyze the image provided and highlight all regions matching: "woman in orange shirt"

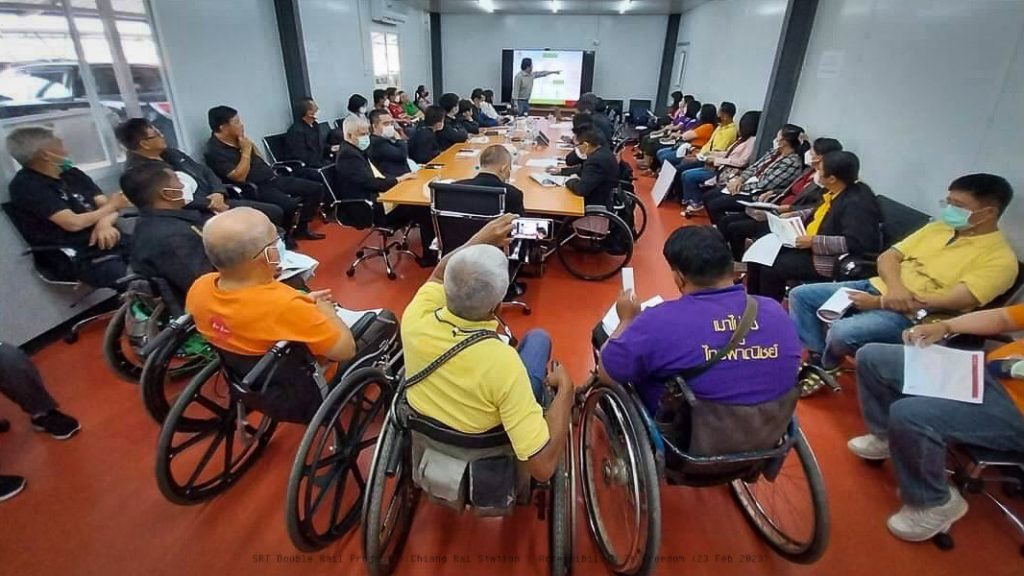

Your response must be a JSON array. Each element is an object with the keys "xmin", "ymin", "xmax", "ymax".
[
  {"xmin": 848, "ymin": 304, "xmax": 1024, "ymax": 543},
  {"xmin": 640, "ymin": 103, "xmax": 717, "ymax": 172}
]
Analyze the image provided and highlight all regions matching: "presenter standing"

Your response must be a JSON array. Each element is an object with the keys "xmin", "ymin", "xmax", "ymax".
[{"xmin": 512, "ymin": 57, "xmax": 560, "ymax": 116}]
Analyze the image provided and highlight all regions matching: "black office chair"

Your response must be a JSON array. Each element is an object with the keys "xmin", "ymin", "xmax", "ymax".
[
  {"xmin": 2, "ymin": 201, "xmax": 121, "ymax": 343},
  {"xmin": 263, "ymin": 131, "xmax": 339, "ymax": 220},
  {"xmin": 626, "ymin": 98, "xmax": 654, "ymax": 127},
  {"xmin": 430, "ymin": 182, "xmax": 530, "ymax": 316}
]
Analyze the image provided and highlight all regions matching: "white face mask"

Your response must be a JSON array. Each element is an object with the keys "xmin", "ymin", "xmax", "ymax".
[
  {"xmin": 175, "ymin": 171, "xmax": 198, "ymax": 204},
  {"xmin": 359, "ymin": 106, "xmax": 367, "ymax": 115},
  {"xmin": 813, "ymin": 171, "xmax": 824, "ymax": 187},
  {"xmin": 382, "ymin": 125, "xmax": 397, "ymax": 139},
  {"xmin": 575, "ymin": 146, "xmax": 588, "ymax": 160},
  {"xmin": 384, "ymin": 98, "xmax": 390, "ymax": 106},
  {"xmin": 773, "ymin": 138, "xmax": 782, "ymax": 151},
  {"xmin": 804, "ymin": 150, "xmax": 814, "ymax": 166}
]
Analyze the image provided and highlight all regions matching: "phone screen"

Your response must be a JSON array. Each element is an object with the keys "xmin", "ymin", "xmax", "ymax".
[{"xmin": 511, "ymin": 218, "xmax": 553, "ymax": 240}]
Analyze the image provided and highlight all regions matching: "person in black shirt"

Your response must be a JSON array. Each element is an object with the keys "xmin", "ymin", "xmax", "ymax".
[
  {"xmin": 408, "ymin": 105, "xmax": 445, "ymax": 164},
  {"xmin": 457, "ymin": 99, "xmax": 480, "ymax": 135},
  {"xmin": 456, "ymin": 144, "xmax": 525, "ymax": 216},
  {"xmin": 553, "ymin": 128, "xmax": 618, "ymax": 208},
  {"xmin": 116, "ymin": 118, "xmax": 283, "ymax": 225},
  {"xmin": 436, "ymin": 93, "xmax": 469, "ymax": 151},
  {"xmin": 367, "ymin": 109, "xmax": 411, "ymax": 177},
  {"xmin": 6, "ymin": 126, "xmax": 131, "ymax": 288},
  {"xmin": 203, "ymin": 105, "xmax": 325, "ymax": 243},
  {"xmin": 284, "ymin": 97, "xmax": 333, "ymax": 173}
]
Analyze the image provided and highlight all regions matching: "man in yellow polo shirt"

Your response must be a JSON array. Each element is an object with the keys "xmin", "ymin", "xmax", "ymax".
[
  {"xmin": 847, "ymin": 304, "xmax": 1024, "ymax": 542},
  {"xmin": 699, "ymin": 101, "xmax": 739, "ymax": 156},
  {"xmin": 788, "ymin": 173, "xmax": 1017, "ymax": 393},
  {"xmin": 402, "ymin": 214, "xmax": 573, "ymax": 481}
]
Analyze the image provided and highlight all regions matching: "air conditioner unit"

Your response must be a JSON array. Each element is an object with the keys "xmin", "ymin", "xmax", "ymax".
[{"xmin": 371, "ymin": 0, "xmax": 409, "ymax": 25}]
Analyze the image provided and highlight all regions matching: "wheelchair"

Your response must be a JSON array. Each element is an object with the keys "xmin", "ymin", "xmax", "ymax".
[
  {"xmin": 362, "ymin": 370, "xmax": 575, "ymax": 576},
  {"xmin": 102, "ymin": 275, "xmax": 208, "ymax": 383},
  {"xmin": 552, "ymin": 195, "xmax": 637, "ymax": 282},
  {"xmin": 138, "ymin": 313, "xmax": 216, "ymax": 424},
  {"xmin": 154, "ymin": 311, "xmax": 403, "ymax": 552},
  {"xmin": 576, "ymin": 372, "xmax": 829, "ymax": 575}
]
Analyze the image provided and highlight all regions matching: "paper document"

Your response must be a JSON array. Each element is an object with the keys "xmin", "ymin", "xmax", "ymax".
[
  {"xmin": 278, "ymin": 250, "xmax": 319, "ymax": 281},
  {"xmin": 602, "ymin": 296, "xmax": 664, "ymax": 334},
  {"xmin": 621, "ymin": 268, "xmax": 635, "ymax": 293},
  {"xmin": 767, "ymin": 212, "xmax": 806, "ymax": 247},
  {"xmin": 406, "ymin": 158, "xmax": 420, "ymax": 173},
  {"xmin": 816, "ymin": 289, "xmax": 868, "ymax": 322},
  {"xmin": 742, "ymin": 234, "xmax": 784, "ymax": 266},
  {"xmin": 737, "ymin": 200, "xmax": 780, "ymax": 212},
  {"xmin": 556, "ymin": 143, "xmax": 574, "ymax": 150},
  {"xmin": 335, "ymin": 307, "xmax": 384, "ymax": 328},
  {"xmin": 903, "ymin": 345, "xmax": 985, "ymax": 404},
  {"xmin": 525, "ymin": 158, "xmax": 558, "ymax": 168},
  {"xmin": 529, "ymin": 173, "xmax": 568, "ymax": 187},
  {"xmin": 650, "ymin": 161, "xmax": 677, "ymax": 206},
  {"xmin": 455, "ymin": 149, "xmax": 480, "ymax": 158},
  {"xmin": 468, "ymin": 136, "xmax": 490, "ymax": 144}
]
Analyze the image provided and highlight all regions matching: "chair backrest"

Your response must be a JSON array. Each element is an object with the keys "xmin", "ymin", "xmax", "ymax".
[
  {"xmin": 877, "ymin": 194, "xmax": 931, "ymax": 249},
  {"xmin": 216, "ymin": 341, "xmax": 327, "ymax": 424},
  {"xmin": 1, "ymin": 201, "xmax": 78, "ymax": 283},
  {"xmin": 262, "ymin": 133, "xmax": 289, "ymax": 164},
  {"xmin": 333, "ymin": 117, "xmax": 345, "ymax": 130},
  {"xmin": 429, "ymin": 182, "xmax": 506, "ymax": 256},
  {"xmin": 627, "ymin": 99, "xmax": 653, "ymax": 124}
]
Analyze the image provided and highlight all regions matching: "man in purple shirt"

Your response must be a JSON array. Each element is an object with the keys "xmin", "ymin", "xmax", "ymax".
[{"xmin": 599, "ymin": 226, "xmax": 802, "ymax": 415}]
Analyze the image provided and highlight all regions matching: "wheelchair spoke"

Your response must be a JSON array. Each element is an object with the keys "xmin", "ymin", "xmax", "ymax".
[
  {"xmin": 223, "ymin": 420, "xmax": 235, "ymax": 471},
  {"xmin": 356, "ymin": 436, "xmax": 378, "ymax": 452},
  {"xmin": 169, "ymin": 425, "xmax": 218, "ymax": 457},
  {"xmin": 184, "ymin": 427, "xmax": 227, "ymax": 491},
  {"xmin": 328, "ymin": 470, "xmax": 347, "ymax": 528},
  {"xmin": 308, "ymin": 461, "xmax": 350, "ymax": 515},
  {"xmin": 352, "ymin": 462, "xmax": 367, "ymax": 490},
  {"xmin": 193, "ymin": 393, "xmax": 228, "ymax": 417}
]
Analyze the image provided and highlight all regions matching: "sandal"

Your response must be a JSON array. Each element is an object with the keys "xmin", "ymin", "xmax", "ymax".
[{"xmin": 798, "ymin": 362, "xmax": 841, "ymax": 397}]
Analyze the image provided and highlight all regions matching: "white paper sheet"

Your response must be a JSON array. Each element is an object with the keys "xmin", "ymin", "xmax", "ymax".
[
  {"xmin": 525, "ymin": 158, "xmax": 559, "ymax": 168},
  {"xmin": 602, "ymin": 296, "xmax": 664, "ymax": 334},
  {"xmin": 406, "ymin": 158, "xmax": 420, "ymax": 173},
  {"xmin": 529, "ymin": 173, "xmax": 567, "ymax": 187},
  {"xmin": 621, "ymin": 268, "xmax": 635, "ymax": 293},
  {"xmin": 468, "ymin": 136, "xmax": 490, "ymax": 144},
  {"xmin": 903, "ymin": 345, "xmax": 985, "ymax": 404},
  {"xmin": 335, "ymin": 307, "xmax": 384, "ymax": 328},
  {"xmin": 277, "ymin": 250, "xmax": 319, "ymax": 281},
  {"xmin": 455, "ymin": 149, "xmax": 480, "ymax": 158},
  {"xmin": 767, "ymin": 212, "xmax": 806, "ymax": 247},
  {"xmin": 816, "ymin": 288, "xmax": 867, "ymax": 323},
  {"xmin": 650, "ymin": 161, "xmax": 677, "ymax": 206},
  {"xmin": 742, "ymin": 234, "xmax": 784, "ymax": 266},
  {"xmin": 737, "ymin": 200, "xmax": 780, "ymax": 212}
]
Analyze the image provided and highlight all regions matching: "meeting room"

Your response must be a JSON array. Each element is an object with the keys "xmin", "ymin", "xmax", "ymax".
[{"xmin": 2, "ymin": 0, "xmax": 1024, "ymax": 575}]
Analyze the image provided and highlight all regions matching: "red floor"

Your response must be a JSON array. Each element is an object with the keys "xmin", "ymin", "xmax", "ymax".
[{"xmin": 1, "ymin": 152, "xmax": 1021, "ymax": 575}]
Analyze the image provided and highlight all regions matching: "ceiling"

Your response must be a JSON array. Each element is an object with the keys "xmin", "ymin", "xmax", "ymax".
[{"xmin": 409, "ymin": 0, "xmax": 714, "ymax": 15}]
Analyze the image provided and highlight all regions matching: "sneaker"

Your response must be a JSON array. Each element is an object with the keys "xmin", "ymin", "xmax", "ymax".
[
  {"xmin": 848, "ymin": 434, "xmax": 890, "ymax": 460},
  {"xmin": 682, "ymin": 203, "xmax": 704, "ymax": 219},
  {"xmin": 0, "ymin": 475, "xmax": 26, "ymax": 502},
  {"xmin": 887, "ymin": 486, "xmax": 968, "ymax": 542},
  {"xmin": 31, "ymin": 410, "xmax": 80, "ymax": 440}
]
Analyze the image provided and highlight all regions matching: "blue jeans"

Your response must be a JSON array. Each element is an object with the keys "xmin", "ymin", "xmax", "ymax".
[
  {"xmin": 679, "ymin": 167, "xmax": 716, "ymax": 204},
  {"xmin": 517, "ymin": 329, "xmax": 551, "ymax": 402},
  {"xmin": 515, "ymin": 99, "xmax": 529, "ymax": 116},
  {"xmin": 856, "ymin": 343, "xmax": 1024, "ymax": 507},
  {"xmin": 788, "ymin": 280, "xmax": 913, "ymax": 369},
  {"xmin": 656, "ymin": 147, "xmax": 677, "ymax": 164}
]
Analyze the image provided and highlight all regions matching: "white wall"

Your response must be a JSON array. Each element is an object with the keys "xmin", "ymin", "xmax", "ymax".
[
  {"xmin": 299, "ymin": 0, "xmax": 433, "ymax": 121},
  {"xmin": 790, "ymin": 0, "xmax": 1024, "ymax": 251},
  {"xmin": 675, "ymin": 0, "xmax": 787, "ymax": 115},
  {"xmin": 439, "ymin": 14, "xmax": 667, "ymax": 105},
  {"xmin": 149, "ymin": 0, "xmax": 292, "ymax": 156}
]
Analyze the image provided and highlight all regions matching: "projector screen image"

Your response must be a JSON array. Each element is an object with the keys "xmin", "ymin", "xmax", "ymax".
[{"xmin": 501, "ymin": 49, "xmax": 595, "ymax": 107}]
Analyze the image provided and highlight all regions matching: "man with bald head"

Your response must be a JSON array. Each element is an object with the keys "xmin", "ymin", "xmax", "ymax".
[
  {"xmin": 455, "ymin": 144, "xmax": 525, "ymax": 216},
  {"xmin": 401, "ymin": 214, "xmax": 573, "ymax": 481},
  {"xmin": 186, "ymin": 207, "xmax": 355, "ymax": 361}
]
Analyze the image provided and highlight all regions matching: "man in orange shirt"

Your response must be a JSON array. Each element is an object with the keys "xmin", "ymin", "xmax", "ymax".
[
  {"xmin": 849, "ymin": 306, "xmax": 1024, "ymax": 543},
  {"xmin": 186, "ymin": 207, "xmax": 355, "ymax": 361}
]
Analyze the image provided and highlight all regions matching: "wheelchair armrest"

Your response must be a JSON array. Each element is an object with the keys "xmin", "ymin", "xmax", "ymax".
[
  {"xmin": 114, "ymin": 273, "xmax": 146, "ymax": 289},
  {"xmin": 139, "ymin": 313, "xmax": 194, "ymax": 357},
  {"xmin": 348, "ymin": 312, "xmax": 377, "ymax": 340},
  {"xmin": 941, "ymin": 332, "xmax": 1014, "ymax": 351},
  {"xmin": 240, "ymin": 340, "xmax": 291, "ymax": 392},
  {"xmin": 835, "ymin": 253, "xmax": 879, "ymax": 280},
  {"xmin": 21, "ymin": 244, "xmax": 72, "ymax": 256}
]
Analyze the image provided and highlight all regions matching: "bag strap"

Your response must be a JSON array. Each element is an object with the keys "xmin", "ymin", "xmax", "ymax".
[
  {"xmin": 405, "ymin": 330, "xmax": 499, "ymax": 388},
  {"xmin": 677, "ymin": 295, "xmax": 759, "ymax": 380}
]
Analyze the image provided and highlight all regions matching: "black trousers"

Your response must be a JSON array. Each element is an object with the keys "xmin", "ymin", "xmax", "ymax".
[
  {"xmin": 719, "ymin": 214, "xmax": 769, "ymax": 260},
  {"xmin": 747, "ymin": 248, "xmax": 825, "ymax": 302},
  {"xmin": 256, "ymin": 176, "xmax": 325, "ymax": 228},
  {"xmin": 0, "ymin": 342, "xmax": 57, "ymax": 416},
  {"xmin": 704, "ymin": 190, "xmax": 752, "ymax": 227},
  {"xmin": 386, "ymin": 205, "xmax": 435, "ymax": 256},
  {"xmin": 225, "ymin": 198, "xmax": 284, "ymax": 226}
]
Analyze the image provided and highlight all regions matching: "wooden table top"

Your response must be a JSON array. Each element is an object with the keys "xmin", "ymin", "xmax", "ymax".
[{"xmin": 377, "ymin": 119, "xmax": 584, "ymax": 217}]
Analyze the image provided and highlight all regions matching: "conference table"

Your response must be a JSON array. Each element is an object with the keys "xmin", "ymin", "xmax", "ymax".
[{"xmin": 377, "ymin": 119, "xmax": 585, "ymax": 217}]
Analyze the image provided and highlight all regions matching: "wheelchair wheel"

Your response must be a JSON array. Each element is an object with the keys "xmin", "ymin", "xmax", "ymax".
[
  {"xmin": 287, "ymin": 367, "xmax": 394, "ymax": 551},
  {"xmin": 730, "ymin": 422, "xmax": 829, "ymax": 563},
  {"xmin": 103, "ymin": 301, "xmax": 161, "ymax": 382},
  {"xmin": 557, "ymin": 210, "xmax": 634, "ymax": 282},
  {"xmin": 579, "ymin": 382, "xmax": 660, "ymax": 575},
  {"xmin": 155, "ymin": 359, "xmax": 277, "ymax": 504},
  {"xmin": 363, "ymin": 417, "xmax": 418, "ymax": 576},
  {"xmin": 140, "ymin": 324, "xmax": 216, "ymax": 424},
  {"xmin": 550, "ymin": 419, "xmax": 575, "ymax": 576},
  {"xmin": 623, "ymin": 191, "xmax": 648, "ymax": 240}
]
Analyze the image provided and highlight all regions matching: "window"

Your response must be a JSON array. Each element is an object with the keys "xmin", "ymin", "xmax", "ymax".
[
  {"xmin": 371, "ymin": 31, "xmax": 401, "ymax": 89},
  {"xmin": 0, "ymin": 0, "xmax": 178, "ymax": 182}
]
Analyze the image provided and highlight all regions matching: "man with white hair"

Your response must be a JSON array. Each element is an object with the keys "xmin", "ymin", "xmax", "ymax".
[
  {"xmin": 6, "ymin": 125, "xmax": 132, "ymax": 288},
  {"xmin": 334, "ymin": 113, "xmax": 435, "ymax": 263},
  {"xmin": 402, "ymin": 213, "xmax": 573, "ymax": 481}
]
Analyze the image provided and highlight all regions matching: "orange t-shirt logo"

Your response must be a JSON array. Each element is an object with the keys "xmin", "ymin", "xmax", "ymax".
[{"xmin": 209, "ymin": 316, "xmax": 232, "ymax": 341}]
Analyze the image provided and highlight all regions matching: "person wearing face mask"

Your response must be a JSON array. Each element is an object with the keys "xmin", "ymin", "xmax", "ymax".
[
  {"xmin": 408, "ymin": 105, "xmax": 445, "ymax": 164},
  {"xmin": 372, "ymin": 88, "xmax": 389, "ymax": 113},
  {"xmin": 455, "ymin": 145, "xmax": 525, "ymax": 216},
  {"xmin": 284, "ymin": 97, "xmax": 332, "ymax": 170},
  {"xmin": 677, "ymin": 109, "xmax": 758, "ymax": 211},
  {"xmin": 470, "ymin": 89, "xmax": 499, "ymax": 128},
  {"xmin": 548, "ymin": 129, "xmax": 618, "ymax": 209},
  {"xmin": 746, "ymin": 151, "xmax": 882, "ymax": 302},
  {"xmin": 347, "ymin": 94, "xmax": 369, "ymax": 120},
  {"xmin": 697, "ymin": 123, "xmax": 809, "ymax": 223},
  {"xmin": 6, "ymin": 125, "xmax": 132, "ymax": 289},
  {"xmin": 366, "ymin": 110, "xmax": 411, "ymax": 178},
  {"xmin": 789, "ymin": 173, "xmax": 1017, "ymax": 397},
  {"xmin": 117, "ymin": 118, "xmax": 284, "ymax": 226},
  {"xmin": 456, "ymin": 99, "xmax": 481, "ymax": 135}
]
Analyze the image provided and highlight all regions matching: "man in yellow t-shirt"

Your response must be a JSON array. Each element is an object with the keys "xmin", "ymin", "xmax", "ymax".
[
  {"xmin": 848, "ymin": 304, "xmax": 1024, "ymax": 543},
  {"xmin": 788, "ymin": 173, "xmax": 1017, "ymax": 380},
  {"xmin": 402, "ymin": 214, "xmax": 573, "ymax": 481}
]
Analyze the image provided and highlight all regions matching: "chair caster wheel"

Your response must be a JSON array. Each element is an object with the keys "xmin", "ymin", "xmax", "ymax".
[
  {"xmin": 523, "ymin": 308, "xmax": 532, "ymax": 316},
  {"xmin": 355, "ymin": 250, "xmax": 365, "ymax": 258},
  {"xmin": 345, "ymin": 269, "xmax": 355, "ymax": 277},
  {"xmin": 64, "ymin": 332, "xmax": 78, "ymax": 344},
  {"xmin": 933, "ymin": 532, "xmax": 954, "ymax": 550},
  {"xmin": 387, "ymin": 272, "xmax": 397, "ymax": 280}
]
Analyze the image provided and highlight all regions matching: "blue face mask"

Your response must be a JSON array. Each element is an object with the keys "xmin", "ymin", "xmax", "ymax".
[
  {"xmin": 356, "ymin": 135, "xmax": 371, "ymax": 151},
  {"xmin": 940, "ymin": 203, "xmax": 972, "ymax": 230}
]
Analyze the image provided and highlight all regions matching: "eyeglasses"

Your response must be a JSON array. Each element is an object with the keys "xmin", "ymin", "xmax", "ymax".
[{"xmin": 251, "ymin": 237, "xmax": 278, "ymax": 261}]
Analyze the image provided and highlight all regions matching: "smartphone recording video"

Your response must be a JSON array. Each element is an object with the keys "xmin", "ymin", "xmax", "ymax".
[{"xmin": 511, "ymin": 217, "xmax": 554, "ymax": 240}]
